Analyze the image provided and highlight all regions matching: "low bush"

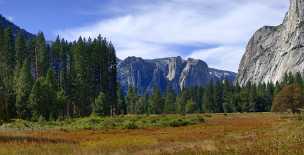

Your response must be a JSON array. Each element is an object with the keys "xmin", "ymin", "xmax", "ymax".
[
  {"xmin": 168, "ymin": 119, "xmax": 191, "ymax": 127},
  {"xmin": 296, "ymin": 112, "xmax": 304, "ymax": 121},
  {"xmin": 0, "ymin": 114, "xmax": 205, "ymax": 130},
  {"xmin": 123, "ymin": 121, "xmax": 139, "ymax": 129}
]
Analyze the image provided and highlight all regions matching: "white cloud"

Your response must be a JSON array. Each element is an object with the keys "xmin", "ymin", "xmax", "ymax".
[
  {"xmin": 7, "ymin": 16, "xmax": 13, "ymax": 22},
  {"xmin": 187, "ymin": 46, "xmax": 245, "ymax": 72},
  {"xmin": 58, "ymin": 0, "xmax": 289, "ymax": 71}
]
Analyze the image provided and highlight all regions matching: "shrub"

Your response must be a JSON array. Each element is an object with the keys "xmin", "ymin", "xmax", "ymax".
[
  {"xmin": 297, "ymin": 111, "xmax": 304, "ymax": 121},
  {"xmin": 168, "ymin": 119, "xmax": 191, "ymax": 127},
  {"xmin": 123, "ymin": 121, "xmax": 139, "ymax": 129},
  {"xmin": 102, "ymin": 118, "xmax": 117, "ymax": 129},
  {"xmin": 272, "ymin": 84, "xmax": 304, "ymax": 113}
]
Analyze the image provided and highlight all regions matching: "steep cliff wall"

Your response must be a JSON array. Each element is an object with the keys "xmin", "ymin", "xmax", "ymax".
[{"xmin": 237, "ymin": 0, "xmax": 304, "ymax": 85}]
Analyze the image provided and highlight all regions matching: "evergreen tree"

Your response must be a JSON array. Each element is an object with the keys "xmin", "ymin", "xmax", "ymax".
[
  {"xmin": 203, "ymin": 82, "xmax": 216, "ymax": 113},
  {"xmin": 29, "ymin": 78, "xmax": 45, "ymax": 120},
  {"xmin": 0, "ymin": 24, "xmax": 4, "ymax": 54},
  {"xmin": 287, "ymin": 72, "xmax": 295, "ymax": 84},
  {"xmin": 15, "ymin": 59, "xmax": 33, "ymax": 119},
  {"xmin": 0, "ymin": 80, "xmax": 8, "ymax": 122},
  {"xmin": 177, "ymin": 90, "xmax": 187, "ymax": 115},
  {"xmin": 56, "ymin": 88, "xmax": 67, "ymax": 119},
  {"xmin": 239, "ymin": 82, "xmax": 251, "ymax": 112},
  {"xmin": 126, "ymin": 86, "xmax": 137, "ymax": 114},
  {"xmin": 282, "ymin": 72, "xmax": 289, "ymax": 85},
  {"xmin": 248, "ymin": 84, "xmax": 257, "ymax": 112},
  {"xmin": 150, "ymin": 87, "xmax": 164, "ymax": 114},
  {"xmin": 35, "ymin": 32, "xmax": 49, "ymax": 78},
  {"xmin": 143, "ymin": 94, "xmax": 151, "ymax": 114},
  {"xmin": 2, "ymin": 27, "xmax": 16, "ymax": 118},
  {"xmin": 164, "ymin": 88, "xmax": 176, "ymax": 114},
  {"xmin": 135, "ymin": 96, "xmax": 147, "ymax": 114},
  {"xmin": 295, "ymin": 72, "xmax": 303, "ymax": 87},
  {"xmin": 29, "ymin": 72, "xmax": 57, "ymax": 120},
  {"xmin": 3, "ymin": 27, "xmax": 16, "ymax": 70},
  {"xmin": 50, "ymin": 36, "xmax": 62, "ymax": 88},
  {"xmin": 15, "ymin": 32, "xmax": 26, "ymax": 67},
  {"xmin": 214, "ymin": 81, "xmax": 224, "ymax": 113},
  {"xmin": 107, "ymin": 42, "xmax": 118, "ymax": 115},
  {"xmin": 46, "ymin": 69, "xmax": 57, "ymax": 91},
  {"xmin": 92, "ymin": 92, "xmax": 107, "ymax": 116},
  {"xmin": 185, "ymin": 99, "xmax": 195, "ymax": 114},
  {"xmin": 117, "ymin": 85, "xmax": 127, "ymax": 115},
  {"xmin": 71, "ymin": 37, "xmax": 91, "ymax": 116}
]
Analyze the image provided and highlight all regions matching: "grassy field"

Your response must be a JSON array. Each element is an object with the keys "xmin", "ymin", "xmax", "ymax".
[{"xmin": 0, "ymin": 113, "xmax": 303, "ymax": 155}]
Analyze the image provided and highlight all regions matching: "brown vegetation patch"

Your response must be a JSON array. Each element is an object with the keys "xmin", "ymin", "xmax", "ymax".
[{"xmin": 0, "ymin": 113, "xmax": 302, "ymax": 155}]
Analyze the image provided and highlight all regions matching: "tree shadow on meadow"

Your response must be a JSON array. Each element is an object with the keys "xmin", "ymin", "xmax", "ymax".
[{"xmin": 0, "ymin": 135, "xmax": 77, "ymax": 144}]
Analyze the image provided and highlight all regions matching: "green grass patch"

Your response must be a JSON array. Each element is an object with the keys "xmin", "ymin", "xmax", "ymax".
[{"xmin": 0, "ymin": 114, "xmax": 205, "ymax": 130}]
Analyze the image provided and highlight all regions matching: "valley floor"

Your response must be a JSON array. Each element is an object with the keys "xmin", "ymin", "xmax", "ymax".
[{"xmin": 0, "ymin": 113, "xmax": 303, "ymax": 155}]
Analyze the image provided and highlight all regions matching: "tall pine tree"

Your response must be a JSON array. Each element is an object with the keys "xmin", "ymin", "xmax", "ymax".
[{"xmin": 15, "ymin": 59, "xmax": 33, "ymax": 118}]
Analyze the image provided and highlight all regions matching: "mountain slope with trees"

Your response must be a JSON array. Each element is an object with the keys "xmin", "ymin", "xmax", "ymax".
[
  {"xmin": 0, "ymin": 23, "xmax": 118, "ymax": 120},
  {"xmin": 0, "ymin": 15, "xmax": 35, "ymax": 39}
]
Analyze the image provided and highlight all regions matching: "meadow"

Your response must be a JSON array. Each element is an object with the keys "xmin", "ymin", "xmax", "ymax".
[{"xmin": 0, "ymin": 113, "xmax": 303, "ymax": 155}]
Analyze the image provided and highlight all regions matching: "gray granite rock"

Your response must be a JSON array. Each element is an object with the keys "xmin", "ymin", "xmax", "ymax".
[
  {"xmin": 118, "ymin": 56, "xmax": 236, "ymax": 94},
  {"xmin": 237, "ymin": 0, "xmax": 304, "ymax": 86}
]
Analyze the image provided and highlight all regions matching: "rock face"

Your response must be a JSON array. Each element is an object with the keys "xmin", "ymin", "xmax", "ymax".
[
  {"xmin": 0, "ymin": 14, "xmax": 35, "ymax": 39},
  {"xmin": 237, "ymin": 0, "xmax": 304, "ymax": 85},
  {"xmin": 118, "ymin": 56, "xmax": 236, "ymax": 94}
]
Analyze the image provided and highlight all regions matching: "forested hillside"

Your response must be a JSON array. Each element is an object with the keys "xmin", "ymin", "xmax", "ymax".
[
  {"xmin": 0, "ymin": 15, "xmax": 35, "ymax": 39},
  {"xmin": 0, "ymin": 25, "xmax": 117, "ymax": 121}
]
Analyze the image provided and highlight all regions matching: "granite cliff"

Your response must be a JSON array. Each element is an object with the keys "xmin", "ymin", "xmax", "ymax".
[
  {"xmin": 237, "ymin": 0, "xmax": 304, "ymax": 85},
  {"xmin": 118, "ymin": 56, "xmax": 236, "ymax": 94}
]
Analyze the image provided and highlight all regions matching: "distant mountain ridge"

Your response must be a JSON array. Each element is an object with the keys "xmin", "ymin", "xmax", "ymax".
[
  {"xmin": 0, "ymin": 14, "xmax": 35, "ymax": 39},
  {"xmin": 118, "ymin": 56, "xmax": 236, "ymax": 94}
]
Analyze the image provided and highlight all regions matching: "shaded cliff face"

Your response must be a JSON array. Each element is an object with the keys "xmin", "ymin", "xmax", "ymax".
[
  {"xmin": 237, "ymin": 0, "xmax": 304, "ymax": 85},
  {"xmin": 179, "ymin": 58, "xmax": 210, "ymax": 89},
  {"xmin": 118, "ymin": 56, "xmax": 236, "ymax": 94}
]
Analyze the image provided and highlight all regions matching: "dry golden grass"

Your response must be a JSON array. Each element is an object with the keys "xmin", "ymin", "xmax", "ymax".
[{"xmin": 0, "ymin": 113, "xmax": 303, "ymax": 155}]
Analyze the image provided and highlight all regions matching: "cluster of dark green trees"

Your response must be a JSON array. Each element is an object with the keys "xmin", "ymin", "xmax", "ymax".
[
  {"xmin": 124, "ymin": 72, "xmax": 304, "ymax": 115},
  {"xmin": 0, "ymin": 26, "xmax": 117, "ymax": 121}
]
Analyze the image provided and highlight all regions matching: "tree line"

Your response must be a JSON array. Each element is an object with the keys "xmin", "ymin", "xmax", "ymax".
[
  {"xmin": 124, "ymin": 72, "xmax": 304, "ymax": 115},
  {"xmin": 0, "ymin": 26, "xmax": 117, "ymax": 121}
]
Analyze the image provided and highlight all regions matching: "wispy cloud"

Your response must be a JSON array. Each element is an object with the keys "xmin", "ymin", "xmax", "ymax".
[
  {"xmin": 7, "ymin": 16, "xmax": 13, "ymax": 22},
  {"xmin": 58, "ymin": 0, "xmax": 289, "ymax": 72},
  {"xmin": 187, "ymin": 46, "xmax": 245, "ymax": 72}
]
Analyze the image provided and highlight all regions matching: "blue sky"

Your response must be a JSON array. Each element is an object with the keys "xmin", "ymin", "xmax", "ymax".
[{"xmin": 0, "ymin": 0, "xmax": 289, "ymax": 72}]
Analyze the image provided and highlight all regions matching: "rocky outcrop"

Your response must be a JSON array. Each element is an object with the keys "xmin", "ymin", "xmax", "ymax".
[
  {"xmin": 118, "ymin": 56, "xmax": 236, "ymax": 94},
  {"xmin": 179, "ymin": 58, "xmax": 210, "ymax": 89},
  {"xmin": 209, "ymin": 68, "xmax": 236, "ymax": 82},
  {"xmin": 237, "ymin": 0, "xmax": 304, "ymax": 85}
]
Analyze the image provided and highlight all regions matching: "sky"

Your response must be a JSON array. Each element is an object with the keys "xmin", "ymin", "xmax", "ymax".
[{"xmin": 0, "ymin": 0, "xmax": 289, "ymax": 72}]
